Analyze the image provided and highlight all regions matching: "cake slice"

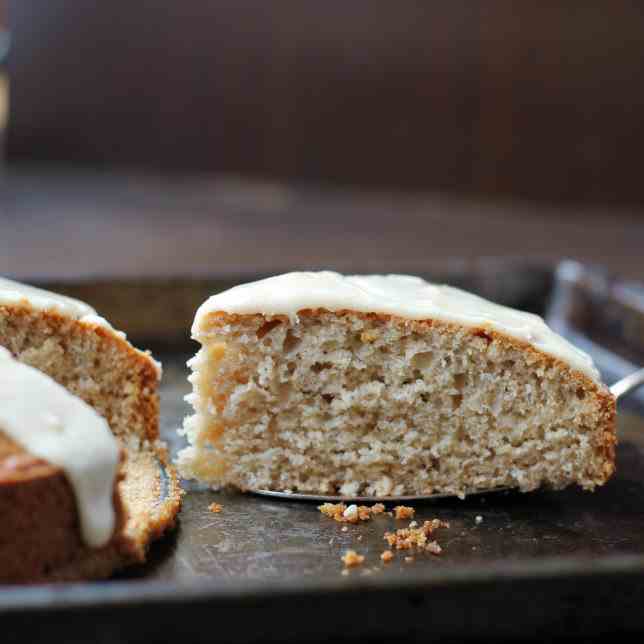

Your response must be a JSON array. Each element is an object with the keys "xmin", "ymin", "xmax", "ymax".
[
  {"xmin": 0, "ymin": 278, "xmax": 182, "ymax": 580},
  {"xmin": 178, "ymin": 272, "xmax": 616, "ymax": 498}
]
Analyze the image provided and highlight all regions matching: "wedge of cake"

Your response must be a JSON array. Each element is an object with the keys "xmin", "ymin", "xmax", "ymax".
[
  {"xmin": 178, "ymin": 272, "xmax": 615, "ymax": 498},
  {"xmin": 0, "ymin": 278, "xmax": 182, "ymax": 581}
]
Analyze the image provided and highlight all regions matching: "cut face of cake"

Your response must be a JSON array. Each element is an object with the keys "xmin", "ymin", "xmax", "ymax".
[
  {"xmin": 0, "ymin": 279, "xmax": 182, "ymax": 582},
  {"xmin": 178, "ymin": 272, "xmax": 616, "ymax": 498}
]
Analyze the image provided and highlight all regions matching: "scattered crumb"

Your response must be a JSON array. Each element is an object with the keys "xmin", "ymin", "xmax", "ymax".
[
  {"xmin": 208, "ymin": 502, "xmax": 223, "ymax": 514},
  {"xmin": 427, "ymin": 541, "xmax": 442, "ymax": 555},
  {"xmin": 319, "ymin": 502, "xmax": 347, "ymax": 521},
  {"xmin": 475, "ymin": 515, "xmax": 483, "ymax": 524},
  {"xmin": 361, "ymin": 569, "xmax": 373, "ymax": 576},
  {"xmin": 322, "ymin": 503, "xmax": 451, "ymax": 563},
  {"xmin": 341, "ymin": 569, "xmax": 349, "ymax": 576},
  {"xmin": 343, "ymin": 504, "xmax": 358, "ymax": 521},
  {"xmin": 393, "ymin": 506, "xmax": 415, "ymax": 520},
  {"xmin": 319, "ymin": 502, "xmax": 391, "ymax": 524},
  {"xmin": 384, "ymin": 519, "xmax": 449, "ymax": 554},
  {"xmin": 328, "ymin": 537, "xmax": 335, "ymax": 545},
  {"xmin": 341, "ymin": 549, "xmax": 365, "ymax": 568}
]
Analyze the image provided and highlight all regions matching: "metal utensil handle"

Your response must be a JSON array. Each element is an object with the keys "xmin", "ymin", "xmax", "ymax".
[{"xmin": 610, "ymin": 368, "xmax": 644, "ymax": 400}]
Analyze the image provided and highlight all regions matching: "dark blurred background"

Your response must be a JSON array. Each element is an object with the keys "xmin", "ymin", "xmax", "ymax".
[
  {"xmin": 1, "ymin": 3, "xmax": 643, "ymax": 282},
  {"xmin": 5, "ymin": 2, "xmax": 644, "ymax": 205}
]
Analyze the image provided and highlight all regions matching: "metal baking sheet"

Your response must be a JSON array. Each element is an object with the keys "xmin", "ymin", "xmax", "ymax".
[{"xmin": 3, "ymin": 262, "xmax": 644, "ymax": 643}]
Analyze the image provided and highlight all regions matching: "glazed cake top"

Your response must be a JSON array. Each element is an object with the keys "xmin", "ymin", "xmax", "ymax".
[
  {"xmin": 0, "ymin": 276, "xmax": 111, "ymax": 328},
  {"xmin": 194, "ymin": 271, "xmax": 601, "ymax": 383},
  {"xmin": 0, "ymin": 277, "xmax": 161, "ymax": 378}
]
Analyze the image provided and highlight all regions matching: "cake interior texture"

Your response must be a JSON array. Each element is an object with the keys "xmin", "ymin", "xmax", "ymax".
[
  {"xmin": 0, "ymin": 305, "xmax": 158, "ymax": 447},
  {"xmin": 179, "ymin": 310, "xmax": 615, "ymax": 497}
]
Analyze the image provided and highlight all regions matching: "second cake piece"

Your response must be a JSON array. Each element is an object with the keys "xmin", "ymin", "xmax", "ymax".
[
  {"xmin": 0, "ymin": 277, "xmax": 182, "ymax": 579},
  {"xmin": 178, "ymin": 272, "xmax": 615, "ymax": 498}
]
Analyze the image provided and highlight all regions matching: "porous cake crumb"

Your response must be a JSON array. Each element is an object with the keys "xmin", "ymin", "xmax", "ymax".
[
  {"xmin": 341, "ymin": 550, "xmax": 365, "ymax": 567},
  {"xmin": 208, "ymin": 503, "xmax": 223, "ymax": 514},
  {"xmin": 380, "ymin": 550, "xmax": 394, "ymax": 563},
  {"xmin": 394, "ymin": 505, "xmax": 415, "ymax": 520}
]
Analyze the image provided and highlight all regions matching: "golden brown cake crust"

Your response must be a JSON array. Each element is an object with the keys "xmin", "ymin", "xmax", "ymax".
[
  {"xmin": 0, "ymin": 432, "xmax": 183, "ymax": 584},
  {"xmin": 0, "ymin": 432, "xmax": 128, "ymax": 584},
  {"xmin": 43, "ymin": 446, "xmax": 183, "ymax": 584}
]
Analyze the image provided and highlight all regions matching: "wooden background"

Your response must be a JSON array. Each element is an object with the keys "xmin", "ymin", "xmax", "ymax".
[{"xmin": 6, "ymin": 2, "xmax": 644, "ymax": 206}]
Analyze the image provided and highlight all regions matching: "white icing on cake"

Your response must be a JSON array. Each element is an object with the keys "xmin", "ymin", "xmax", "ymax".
[
  {"xmin": 0, "ymin": 347, "xmax": 119, "ymax": 548},
  {"xmin": 0, "ymin": 277, "xmax": 162, "ymax": 378},
  {"xmin": 0, "ymin": 276, "xmax": 110, "ymax": 327},
  {"xmin": 194, "ymin": 271, "xmax": 600, "ymax": 383}
]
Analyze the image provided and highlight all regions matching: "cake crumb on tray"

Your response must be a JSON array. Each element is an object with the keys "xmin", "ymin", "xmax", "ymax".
[
  {"xmin": 393, "ymin": 505, "xmax": 415, "ymax": 520},
  {"xmin": 341, "ymin": 550, "xmax": 365, "ymax": 568},
  {"xmin": 384, "ymin": 519, "xmax": 449, "ymax": 553},
  {"xmin": 319, "ymin": 502, "xmax": 389, "ymax": 523}
]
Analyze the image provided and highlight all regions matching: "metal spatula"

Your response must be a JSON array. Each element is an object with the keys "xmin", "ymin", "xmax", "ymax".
[{"xmin": 251, "ymin": 369, "xmax": 644, "ymax": 503}]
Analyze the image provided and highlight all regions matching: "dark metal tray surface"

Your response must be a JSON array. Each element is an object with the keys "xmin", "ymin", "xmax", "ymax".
[{"xmin": 3, "ymin": 261, "xmax": 644, "ymax": 644}]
